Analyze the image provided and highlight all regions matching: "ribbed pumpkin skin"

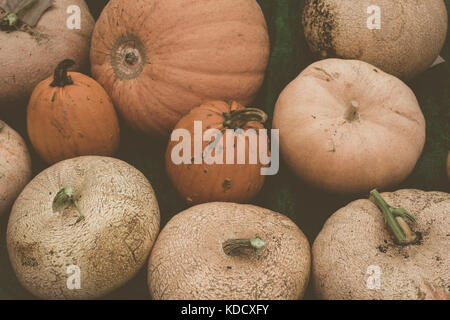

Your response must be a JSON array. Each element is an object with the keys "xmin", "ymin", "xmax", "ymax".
[
  {"xmin": 27, "ymin": 72, "xmax": 120, "ymax": 165},
  {"xmin": 166, "ymin": 101, "xmax": 267, "ymax": 205},
  {"xmin": 90, "ymin": 0, "xmax": 270, "ymax": 136}
]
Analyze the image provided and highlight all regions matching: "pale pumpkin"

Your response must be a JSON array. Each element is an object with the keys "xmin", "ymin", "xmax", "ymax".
[
  {"xmin": 7, "ymin": 156, "xmax": 160, "ymax": 299},
  {"xmin": 0, "ymin": 0, "xmax": 94, "ymax": 113},
  {"xmin": 148, "ymin": 202, "xmax": 311, "ymax": 300},
  {"xmin": 273, "ymin": 59, "xmax": 426, "ymax": 195},
  {"xmin": 90, "ymin": 0, "xmax": 270, "ymax": 136},
  {"xmin": 166, "ymin": 101, "xmax": 268, "ymax": 205},
  {"xmin": 27, "ymin": 59, "xmax": 120, "ymax": 165},
  {"xmin": 302, "ymin": 0, "xmax": 448, "ymax": 80},
  {"xmin": 0, "ymin": 120, "xmax": 31, "ymax": 217},
  {"xmin": 313, "ymin": 189, "xmax": 449, "ymax": 300}
]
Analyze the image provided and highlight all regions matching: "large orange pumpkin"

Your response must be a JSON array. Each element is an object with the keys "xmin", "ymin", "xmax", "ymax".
[
  {"xmin": 273, "ymin": 59, "xmax": 426, "ymax": 195},
  {"xmin": 166, "ymin": 101, "xmax": 269, "ymax": 205},
  {"xmin": 27, "ymin": 59, "xmax": 120, "ymax": 165},
  {"xmin": 90, "ymin": 0, "xmax": 270, "ymax": 136}
]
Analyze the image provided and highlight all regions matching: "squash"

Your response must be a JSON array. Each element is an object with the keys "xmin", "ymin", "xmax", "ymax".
[
  {"xmin": 0, "ymin": 0, "xmax": 94, "ymax": 114},
  {"xmin": 273, "ymin": 59, "xmax": 426, "ymax": 195},
  {"xmin": 7, "ymin": 156, "xmax": 160, "ymax": 299},
  {"xmin": 0, "ymin": 121, "xmax": 31, "ymax": 217},
  {"xmin": 166, "ymin": 101, "xmax": 268, "ymax": 205},
  {"xmin": 27, "ymin": 59, "xmax": 120, "ymax": 165},
  {"xmin": 313, "ymin": 189, "xmax": 449, "ymax": 300},
  {"xmin": 90, "ymin": 0, "xmax": 270, "ymax": 136},
  {"xmin": 148, "ymin": 202, "xmax": 311, "ymax": 300},
  {"xmin": 302, "ymin": 0, "xmax": 448, "ymax": 81}
]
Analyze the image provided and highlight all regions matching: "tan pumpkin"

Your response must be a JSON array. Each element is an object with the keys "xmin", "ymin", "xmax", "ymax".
[
  {"xmin": 7, "ymin": 156, "xmax": 160, "ymax": 299},
  {"xmin": 148, "ymin": 202, "xmax": 311, "ymax": 300},
  {"xmin": 0, "ymin": 0, "xmax": 94, "ymax": 113},
  {"xmin": 273, "ymin": 59, "xmax": 426, "ymax": 195},
  {"xmin": 313, "ymin": 189, "xmax": 449, "ymax": 300},
  {"xmin": 90, "ymin": 0, "xmax": 270, "ymax": 136},
  {"xmin": 27, "ymin": 59, "xmax": 120, "ymax": 165},
  {"xmin": 166, "ymin": 101, "xmax": 268, "ymax": 205},
  {"xmin": 0, "ymin": 121, "xmax": 31, "ymax": 217}
]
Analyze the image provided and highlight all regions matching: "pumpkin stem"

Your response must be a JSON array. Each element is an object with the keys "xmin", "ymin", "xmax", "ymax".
[
  {"xmin": 0, "ymin": 120, "xmax": 5, "ymax": 132},
  {"xmin": 50, "ymin": 59, "xmax": 75, "ymax": 87},
  {"xmin": 125, "ymin": 49, "xmax": 139, "ymax": 66},
  {"xmin": 223, "ymin": 108, "xmax": 268, "ymax": 130},
  {"xmin": 0, "ymin": 0, "xmax": 38, "ymax": 29},
  {"xmin": 344, "ymin": 100, "xmax": 360, "ymax": 122},
  {"xmin": 52, "ymin": 186, "xmax": 85, "ymax": 224},
  {"xmin": 222, "ymin": 238, "xmax": 267, "ymax": 256},
  {"xmin": 369, "ymin": 189, "xmax": 418, "ymax": 246}
]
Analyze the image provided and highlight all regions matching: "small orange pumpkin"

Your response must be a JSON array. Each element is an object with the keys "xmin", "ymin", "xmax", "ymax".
[
  {"xmin": 166, "ymin": 101, "xmax": 269, "ymax": 205},
  {"xmin": 27, "ymin": 59, "xmax": 120, "ymax": 165}
]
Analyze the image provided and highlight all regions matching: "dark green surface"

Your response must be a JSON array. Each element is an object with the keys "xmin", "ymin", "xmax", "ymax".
[{"xmin": 0, "ymin": 0, "xmax": 449, "ymax": 300}]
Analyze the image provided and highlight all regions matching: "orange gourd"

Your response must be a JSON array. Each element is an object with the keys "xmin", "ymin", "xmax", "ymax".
[
  {"xmin": 166, "ymin": 101, "xmax": 268, "ymax": 205},
  {"xmin": 90, "ymin": 0, "xmax": 270, "ymax": 136},
  {"xmin": 27, "ymin": 59, "xmax": 120, "ymax": 165}
]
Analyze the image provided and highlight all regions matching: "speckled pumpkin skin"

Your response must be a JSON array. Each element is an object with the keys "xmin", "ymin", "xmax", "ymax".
[
  {"xmin": 7, "ymin": 156, "xmax": 160, "ymax": 299},
  {"xmin": 166, "ymin": 101, "xmax": 267, "ymax": 205},
  {"xmin": 148, "ymin": 202, "xmax": 311, "ymax": 300},
  {"xmin": 0, "ymin": 0, "xmax": 94, "ymax": 112},
  {"xmin": 90, "ymin": 0, "xmax": 270, "ymax": 136},
  {"xmin": 313, "ymin": 189, "xmax": 450, "ymax": 300},
  {"xmin": 302, "ymin": 0, "xmax": 448, "ymax": 80},
  {"xmin": 27, "ymin": 71, "xmax": 120, "ymax": 165},
  {"xmin": 0, "ymin": 121, "xmax": 31, "ymax": 217}
]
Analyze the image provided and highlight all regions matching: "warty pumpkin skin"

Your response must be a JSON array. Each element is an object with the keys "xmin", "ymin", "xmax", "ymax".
[
  {"xmin": 0, "ymin": 121, "xmax": 31, "ymax": 217},
  {"xmin": 166, "ymin": 101, "xmax": 268, "ymax": 205},
  {"xmin": 27, "ymin": 59, "xmax": 120, "ymax": 165},
  {"xmin": 148, "ymin": 202, "xmax": 311, "ymax": 300},
  {"xmin": 273, "ymin": 59, "xmax": 426, "ymax": 195},
  {"xmin": 0, "ymin": 0, "xmax": 94, "ymax": 113},
  {"xmin": 90, "ymin": 0, "xmax": 270, "ymax": 136},
  {"xmin": 313, "ymin": 189, "xmax": 449, "ymax": 300},
  {"xmin": 7, "ymin": 156, "xmax": 161, "ymax": 300}
]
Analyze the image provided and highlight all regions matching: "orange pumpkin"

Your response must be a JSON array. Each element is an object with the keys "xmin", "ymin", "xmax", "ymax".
[
  {"xmin": 166, "ymin": 101, "xmax": 268, "ymax": 205},
  {"xmin": 27, "ymin": 59, "xmax": 120, "ymax": 165},
  {"xmin": 90, "ymin": 0, "xmax": 270, "ymax": 136}
]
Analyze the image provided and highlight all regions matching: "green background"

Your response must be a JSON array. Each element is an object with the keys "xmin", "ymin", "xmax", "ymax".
[{"xmin": 1, "ymin": 0, "xmax": 449, "ymax": 300}]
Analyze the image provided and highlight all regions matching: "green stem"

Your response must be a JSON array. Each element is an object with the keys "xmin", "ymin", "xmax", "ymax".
[
  {"xmin": 50, "ymin": 59, "xmax": 75, "ymax": 87},
  {"xmin": 222, "ymin": 238, "xmax": 267, "ymax": 256},
  {"xmin": 223, "ymin": 108, "xmax": 268, "ymax": 130},
  {"xmin": 52, "ymin": 186, "xmax": 84, "ymax": 224},
  {"xmin": 1, "ymin": 0, "xmax": 38, "ymax": 28},
  {"xmin": 370, "ymin": 189, "xmax": 418, "ymax": 245}
]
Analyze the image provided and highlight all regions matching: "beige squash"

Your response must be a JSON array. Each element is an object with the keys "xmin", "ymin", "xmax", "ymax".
[
  {"xmin": 7, "ymin": 156, "xmax": 160, "ymax": 299},
  {"xmin": 273, "ymin": 59, "xmax": 426, "ymax": 195},
  {"xmin": 313, "ymin": 189, "xmax": 449, "ymax": 300},
  {"xmin": 148, "ymin": 202, "xmax": 311, "ymax": 300},
  {"xmin": 302, "ymin": 0, "xmax": 448, "ymax": 80},
  {"xmin": 0, "ymin": 120, "xmax": 31, "ymax": 217}
]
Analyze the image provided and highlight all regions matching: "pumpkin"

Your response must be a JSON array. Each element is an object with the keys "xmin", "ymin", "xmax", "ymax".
[
  {"xmin": 302, "ymin": 0, "xmax": 448, "ymax": 81},
  {"xmin": 0, "ymin": 121, "xmax": 31, "ymax": 217},
  {"xmin": 148, "ymin": 202, "xmax": 311, "ymax": 300},
  {"xmin": 313, "ymin": 189, "xmax": 449, "ymax": 300},
  {"xmin": 27, "ymin": 59, "xmax": 120, "ymax": 165},
  {"xmin": 7, "ymin": 156, "xmax": 160, "ymax": 299},
  {"xmin": 90, "ymin": 0, "xmax": 270, "ymax": 136},
  {"xmin": 273, "ymin": 59, "xmax": 426, "ymax": 195},
  {"xmin": 0, "ymin": 0, "xmax": 94, "ymax": 114},
  {"xmin": 166, "ymin": 101, "xmax": 269, "ymax": 205}
]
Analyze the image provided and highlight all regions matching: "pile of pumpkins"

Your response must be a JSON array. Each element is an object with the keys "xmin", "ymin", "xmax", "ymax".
[{"xmin": 0, "ymin": 0, "xmax": 449, "ymax": 300}]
